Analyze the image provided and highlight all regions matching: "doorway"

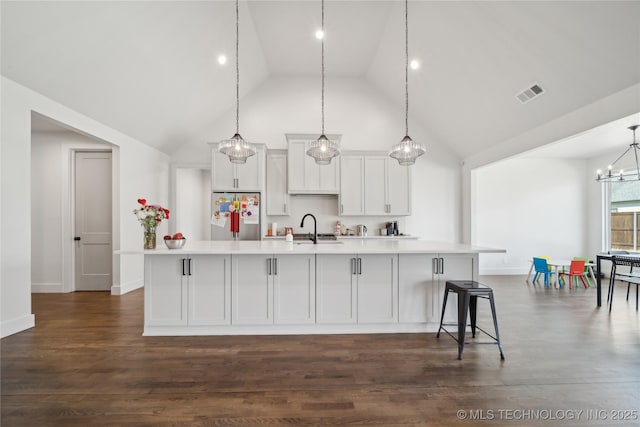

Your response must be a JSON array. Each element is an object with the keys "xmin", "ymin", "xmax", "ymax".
[{"xmin": 74, "ymin": 151, "xmax": 113, "ymax": 291}]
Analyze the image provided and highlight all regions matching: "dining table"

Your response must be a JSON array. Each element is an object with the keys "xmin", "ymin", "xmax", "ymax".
[{"xmin": 595, "ymin": 252, "xmax": 640, "ymax": 307}]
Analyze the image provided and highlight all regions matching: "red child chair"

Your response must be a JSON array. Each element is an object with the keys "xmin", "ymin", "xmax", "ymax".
[{"xmin": 559, "ymin": 260, "xmax": 588, "ymax": 289}]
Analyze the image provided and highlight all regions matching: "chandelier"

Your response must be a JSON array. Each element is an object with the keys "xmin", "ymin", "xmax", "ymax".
[
  {"xmin": 389, "ymin": 0, "xmax": 425, "ymax": 166},
  {"xmin": 306, "ymin": 0, "xmax": 340, "ymax": 165},
  {"xmin": 596, "ymin": 125, "xmax": 640, "ymax": 182},
  {"xmin": 218, "ymin": 0, "xmax": 256, "ymax": 164}
]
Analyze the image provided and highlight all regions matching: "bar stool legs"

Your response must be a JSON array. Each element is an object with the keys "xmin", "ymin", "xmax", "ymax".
[{"xmin": 437, "ymin": 280, "xmax": 504, "ymax": 360}]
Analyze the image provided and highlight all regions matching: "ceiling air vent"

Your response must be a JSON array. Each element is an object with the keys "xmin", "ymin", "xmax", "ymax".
[{"xmin": 516, "ymin": 83, "xmax": 545, "ymax": 104}]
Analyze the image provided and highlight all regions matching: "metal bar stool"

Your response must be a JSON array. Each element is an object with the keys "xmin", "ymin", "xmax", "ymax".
[{"xmin": 437, "ymin": 280, "xmax": 505, "ymax": 360}]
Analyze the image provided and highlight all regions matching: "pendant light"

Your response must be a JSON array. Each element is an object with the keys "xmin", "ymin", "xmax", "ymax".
[
  {"xmin": 218, "ymin": 0, "xmax": 256, "ymax": 164},
  {"xmin": 596, "ymin": 125, "xmax": 640, "ymax": 182},
  {"xmin": 389, "ymin": 0, "xmax": 425, "ymax": 166},
  {"xmin": 306, "ymin": 0, "xmax": 340, "ymax": 165}
]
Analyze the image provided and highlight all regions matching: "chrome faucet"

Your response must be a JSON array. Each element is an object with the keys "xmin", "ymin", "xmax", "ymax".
[{"xmin": 300, "ymin": 213, "xmax": 317, "ymax": 244}]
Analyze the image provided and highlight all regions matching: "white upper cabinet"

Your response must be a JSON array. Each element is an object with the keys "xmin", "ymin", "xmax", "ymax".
[
  {"xmin": 210, "ymin": 143, "xmax": 264, "ymax": 191},
  {"xmin": 286, "ymin": 135, "xmax": 340, "ymax": 194},
  {"xmin": 340, "ymin": 153, "xmax": 411, "ymax": 216},
  {"xmin": 339, "ymin": 156, "xmax": 365, "ymax": 215},
  {"xmin": 266, "ymin": 150, "xmax": 290, "ymax": 216},
  {"xmin": 386, "ymin": 159, "xmax": 411, "ymax": 216}
]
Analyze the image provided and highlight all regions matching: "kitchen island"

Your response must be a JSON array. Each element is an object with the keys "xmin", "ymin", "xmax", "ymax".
[{"xmin": 134, "ymin": 240, "xmax": 504, "ymax": 336}]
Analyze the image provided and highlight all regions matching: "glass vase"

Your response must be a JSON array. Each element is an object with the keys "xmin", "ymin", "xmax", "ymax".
[{"xmin": 143, "ymin": 224, "xmax": 157, "ymax": 250}]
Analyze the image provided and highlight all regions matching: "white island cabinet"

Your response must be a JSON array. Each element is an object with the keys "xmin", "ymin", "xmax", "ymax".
[
  {"xmin": 144, "ymin": 254, "xmax": 230, "ymax": 327},
  {"xmin": 131, "ymin": 240, "xmax": 502, "ymax": 336},
  {"xmin": 232, "ymin": 254, "xmax": 315, "ymax": 325}
]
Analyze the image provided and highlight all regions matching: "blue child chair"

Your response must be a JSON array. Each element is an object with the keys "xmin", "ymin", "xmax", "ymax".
[{"xmin": 533, "ymin": 257, "xmax": 556, "ymax": 287}]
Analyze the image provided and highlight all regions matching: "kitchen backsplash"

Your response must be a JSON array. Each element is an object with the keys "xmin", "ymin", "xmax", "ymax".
[{"xmin": 266, "ymin": 194, "xmax": 406, "ymax": 236}]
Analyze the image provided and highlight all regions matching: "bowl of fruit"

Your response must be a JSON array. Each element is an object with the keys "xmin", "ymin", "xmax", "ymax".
[{"xmin": 164, "ymin": 232, "xmax": 186, "ymax": 249}]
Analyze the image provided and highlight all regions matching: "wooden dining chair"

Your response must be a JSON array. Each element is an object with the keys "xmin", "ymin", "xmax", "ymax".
[{"xmin": 559, "ymin": 260, "xmax": 588, "ymax": 289}]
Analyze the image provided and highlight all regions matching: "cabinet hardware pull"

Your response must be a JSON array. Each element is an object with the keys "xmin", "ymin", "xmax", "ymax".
[
  {"xmin": 267, "ymin": 258, "xmax": 272, "ymax": 275},
  {"xmin": 432, "ymin": 257, "xmax": 437, "ymax": 274},
  {"xmin": 357, "ymin": 258, "xmax": 362, "ymax": 275},
  {"xmin": 351, "ymin": 258, "xmax": 356, "ymax": 275},
  {"xmin": 274, "ymin": 258, "xmax": 278, "ymax": 275},
  {"xmin": 188, "ymin": 258, "xmax": 193, "ymax": 276},
  {"xmin": 439, "ymin": 257, "xmax": 444, "ymax": 275},
  {"xmin": 182, "ymin": 258, "xmax": 186, "ymax": 276}
]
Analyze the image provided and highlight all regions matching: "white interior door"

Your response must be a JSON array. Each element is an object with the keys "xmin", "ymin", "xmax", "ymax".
[{"xmin": 74, "ymin": 151, "xmax": 112, "ymax": 291}]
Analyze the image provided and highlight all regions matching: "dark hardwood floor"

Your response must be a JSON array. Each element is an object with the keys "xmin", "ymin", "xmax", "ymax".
[{"xmin": 2, "ymin": 276, "xmax": 639, "ymax": 426}]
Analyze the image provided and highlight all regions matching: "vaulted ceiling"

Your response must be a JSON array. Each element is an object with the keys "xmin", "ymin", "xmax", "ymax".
[{"xmin": 3, "ymin": 1, "xmax": 640, "ymax": 159}]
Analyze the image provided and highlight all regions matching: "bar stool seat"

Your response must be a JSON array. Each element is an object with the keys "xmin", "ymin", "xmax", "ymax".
[{"xmin": 437, "ymin": 280, "xmax": 505, "ymax": 360}]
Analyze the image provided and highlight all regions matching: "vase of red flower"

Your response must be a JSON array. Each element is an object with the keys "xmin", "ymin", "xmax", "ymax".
[{"xmin": 133, "ymin": 198, "xmax": 170, "ymax": 249}]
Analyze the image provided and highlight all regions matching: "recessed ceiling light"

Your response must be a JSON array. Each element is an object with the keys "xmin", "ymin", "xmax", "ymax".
[
  {"xmin": 217, "ymin": 55, "xmax": 227, "ymax": 65},
  {"xmin": 410, "ymin": 59, "xmax": 420, "ymax": 70},
  {"xmin": 315, "ymin": 29, "xmax": 324, "ymax": 40}
]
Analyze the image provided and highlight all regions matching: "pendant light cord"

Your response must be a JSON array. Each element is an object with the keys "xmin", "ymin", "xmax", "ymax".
[
  {"xmin": 321, "ymin": 0, "xmax": 325, "ymax": 135},
  {"xmin": 404, "ymin": 0, "xmax": 409, "ymax": 137},
  {"xmin": 235, "ymin": 0, "xmax": 240, "ymax": 135}
]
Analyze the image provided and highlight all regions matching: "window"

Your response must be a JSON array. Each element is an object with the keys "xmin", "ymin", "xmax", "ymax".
[{"xmin": 608, "ymin": 176, "xmax": 640, "ymax": 252}]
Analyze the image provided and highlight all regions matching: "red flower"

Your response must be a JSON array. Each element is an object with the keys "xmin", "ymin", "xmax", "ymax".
[
  {"xmin": 163, "ymin": 208, "xmax": 170, "ymax": 220},
  {"xmin": 137, "ymin": 198, "xmax": 147, "ymax": 206}
]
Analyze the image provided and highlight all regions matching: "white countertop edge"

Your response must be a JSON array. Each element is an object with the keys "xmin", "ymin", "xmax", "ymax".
[{"xmin": 115, "ymin": 239, "xmax": 505, "ymax": 255}]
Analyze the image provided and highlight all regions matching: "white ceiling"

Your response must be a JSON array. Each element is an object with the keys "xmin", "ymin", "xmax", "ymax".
[{"xmin": 3, "ymin": 1, "xmax": 640, "ymax": 159}]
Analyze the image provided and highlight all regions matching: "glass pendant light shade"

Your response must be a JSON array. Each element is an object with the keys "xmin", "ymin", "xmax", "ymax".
[
  {"xmin": 218, "ymin": 0, "xmax": 256, "ymax": 164},
  {"xmin": 307, "ymin": 0, "xmax": 339, "ymax": 165},
  {"xmin": 389, "ymin": 135, "xmax": 426, "ymax": 166},
  {"xmin": 389, "ymin": 0, "xmax": 425, "ymax": 166},
  {"xmin": 307, "ymin": 134, "xmax": 339, "ymax": 165},
  {"xmin": 218, "ymin": 133, "xmax": 256, "ymax": 164}
]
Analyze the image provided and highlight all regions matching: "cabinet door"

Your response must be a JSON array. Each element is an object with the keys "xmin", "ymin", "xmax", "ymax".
[
  {"xmin": 364, "ymin": 156, "xmax": 387, "ymax": 215},
  {"xmin": 211, "ymin": 147, "xmax": 236, "ymax": 191},
  {"xmin": 339, "ymin": 156, "xmax": 364, "ymax": 216},
  {"xmin": 235, "ymin": 147, "xmax": 263, "ymax": 191},
  {"xmin": 357, "ymin": 254, "xmax": 398, "ymax": 323},
  {"xmin": 144, "ymin": 255, "xmax": 188, "ymax": 326},
  {"xmin": 273, "ymin": 255, "xmax": 316, "ymax": 324},
  {"xmin": 266, "ymin": 151, "xmax": 289, "ymax": 216},
  {"xmin": 231, "ymin": 254, "xmax": 273, "ymax": 325},
  {"xmin": 287, "ymin": 140, "xmax": 339, "ymax": 194},
  {"xmin": 398, "ymin": 254, "xmax": 438, "ymax": 323},
  {"xmin": 188, "ymin": 255, "xmax": 231, "ymax": 326},
  {"xmin": 387, "ymin": 159, "xmax": 411, "ymax": 215},
  {"xmin": 316, "ymin": 255, "xmax": 357, "ymax": 324}
]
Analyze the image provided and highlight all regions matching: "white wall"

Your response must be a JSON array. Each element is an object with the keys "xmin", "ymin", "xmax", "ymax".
[
  {"xmin": 1, "ymin": 76, "xmax": 170, "ymax": 338},
  {"xmin": 175, "ymin": 167, "xmax": 211, "ymax": 240},
  {"xmin": 473, "ymin": 157, "xmax": 589, "ymax": 274},
  {"xmin": 172, "ymin": 77, "xmax": 462, "ymax": 242},
  {"xmin": 462, "ymin": 83, "xmax": 640, "ymax": 245}
]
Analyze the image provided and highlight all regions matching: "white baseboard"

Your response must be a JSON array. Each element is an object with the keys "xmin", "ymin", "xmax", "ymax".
[
  {"xmin": 1, "ymin": 314, "xmax": 35, "ymax": 338},
  {"xmin": 480, "ymin": 267, "xmax": 530, "ymax": 275},
  {"xmin": 31, "ymin": 282, "xmax": 64, "ymax": 293},
  {"xmin": 111, "ymin": 279, "xmax": 143, "ymax": 296}
]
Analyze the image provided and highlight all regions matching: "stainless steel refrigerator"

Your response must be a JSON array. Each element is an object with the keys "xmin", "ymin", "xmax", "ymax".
[{"xmin": 211, "ymin": 192, "xmax": 261, "ymax": 240}]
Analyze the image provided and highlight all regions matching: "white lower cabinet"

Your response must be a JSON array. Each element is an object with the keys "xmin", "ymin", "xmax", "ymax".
[
  {"xmin": 316, "ymin": 255, "xmax": 357, "ymax": 324},
  {"xmin": 145, "ymin": 254, "xmax": 230, "ymax": 327},
  {"xmin": 398, "ymin": 253, "xmax": 476, "ymax": 324},
  {"xmin": 316, "ymin": 254, "xmax": 397, "ymax": 324},
  {"xmin": 357, "ymin": 254, "xmax": 398, "ymax": 323},
  {"xmin": 231, "ymin": 254, "xmax": 315, "ymax": 325}
]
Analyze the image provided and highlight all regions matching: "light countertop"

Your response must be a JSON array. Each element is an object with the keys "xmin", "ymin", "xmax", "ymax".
[{"xmin": 116, "ymin": 239, "xmax": 505, "ymax": 255}]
